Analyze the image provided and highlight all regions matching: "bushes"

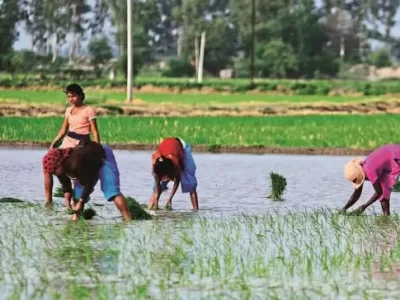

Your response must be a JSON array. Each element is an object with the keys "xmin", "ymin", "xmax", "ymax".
[
  {"xmin": 0, "ymin": 77, "xmax": 400, "ymax": 96},
  {"xmin": 162, "ymin": 58, "xmax": 195, "ymax": 77}
]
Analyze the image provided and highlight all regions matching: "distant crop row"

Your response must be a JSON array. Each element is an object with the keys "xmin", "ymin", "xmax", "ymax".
[
  {"xmin": 1, "ymin": 115, "xmax": 398, "ymax": 149},
  {"xmin": 1, "ymin": 77, "xmax": 400, "ymax": 96}
]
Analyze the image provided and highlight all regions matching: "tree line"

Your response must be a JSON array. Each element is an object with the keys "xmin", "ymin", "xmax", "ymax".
[{"xmin": 1, "ymin": 0, "xmax": 399, "ymax": 79}]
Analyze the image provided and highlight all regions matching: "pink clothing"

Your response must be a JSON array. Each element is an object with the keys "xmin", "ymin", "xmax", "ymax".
[
  {"xmin": 61, "ymin": 105, "xmax": 96, "ymax": 148},
  {"xmin": 362, "ymin": 144, "xmax": 400, "ymax": 200}
]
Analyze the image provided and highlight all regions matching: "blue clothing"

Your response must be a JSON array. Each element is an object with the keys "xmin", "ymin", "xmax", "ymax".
[
  {"xmin": 74, "ymin": 144, "xmax": 121, "ymax": 202},
  {"xmin": 152, "ymin": 138, "xmax": 197, "ymax": 193}
]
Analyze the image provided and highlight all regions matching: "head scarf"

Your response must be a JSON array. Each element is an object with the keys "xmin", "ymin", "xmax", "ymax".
[
  {"xmin": 42, "ymin": 148, "xmax": 73, "ymax": 174},
  {"xmin": 344, "ymin": 157, "xmax": 365, "ymax": 189}
]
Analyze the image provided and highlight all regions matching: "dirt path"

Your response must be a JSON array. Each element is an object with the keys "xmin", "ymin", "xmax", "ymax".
[
  {"xmin": 0, "ymin": 141, "xmax": 372, "ymax": 156},
  {"xmin": 1, "ymin": 99, "xmax": 400, "ymax": 117}
]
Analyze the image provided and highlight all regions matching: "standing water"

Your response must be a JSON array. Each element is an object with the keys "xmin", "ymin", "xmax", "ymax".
[{"xmin": 1, "ymin": 147, "xmax": 400, "ymax": 299}]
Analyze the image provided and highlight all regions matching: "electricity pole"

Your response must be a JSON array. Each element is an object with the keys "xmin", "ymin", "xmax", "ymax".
[
  {"xmin": 250, "ymin": 0, "xmax": 255, "ymax": 88},
  {"xmin": 126, "ymin": 0, "xmax": 133, "ymax": 103}
]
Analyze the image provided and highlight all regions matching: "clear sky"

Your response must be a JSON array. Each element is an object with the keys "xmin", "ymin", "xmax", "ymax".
[{"xmin": 13, "ymin": 0, "xmax": 400, "ymax": 51}]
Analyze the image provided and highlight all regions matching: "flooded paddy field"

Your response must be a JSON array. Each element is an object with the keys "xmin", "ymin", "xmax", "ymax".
[{"xmin": 1, "ymin": 148, "xmax": 400, "ymax": 299}]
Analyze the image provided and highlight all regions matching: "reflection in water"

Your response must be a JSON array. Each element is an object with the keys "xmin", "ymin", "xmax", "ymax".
[{"xmin": 3, "ymin": 147, "xmax": 400, "ymax": 214}]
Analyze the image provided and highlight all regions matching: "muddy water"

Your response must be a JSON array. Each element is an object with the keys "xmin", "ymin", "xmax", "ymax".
[{"xmin": 1, "ymin": 147, "xmax": 399, "ymax": 214}]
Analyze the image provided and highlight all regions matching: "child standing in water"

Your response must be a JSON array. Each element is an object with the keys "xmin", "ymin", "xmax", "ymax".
[{"xmin": 50, "ymin": 83, "xmax": 100, "ymax": 148}]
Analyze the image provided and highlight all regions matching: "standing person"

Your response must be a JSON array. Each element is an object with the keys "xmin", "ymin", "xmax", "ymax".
[
  {"xmin": 42, "ymin": 142, "xmax": 131, "ymax": 221},
  {"xmin": 340, "ymin": 144, "xmax": 400, "ymax": 216},
  {"xmin": 148, "ymin": 137, "xmax": 199, "ymax": 210},
  {"xmin": 45, "ymin": 84, "xmax": 101, "ymax": 206},
  {"xmin": 50, "ymin": 83, "xmax": 100, "ymax": 149}
]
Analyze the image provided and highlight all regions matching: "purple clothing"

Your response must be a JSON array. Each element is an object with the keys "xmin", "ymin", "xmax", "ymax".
[{"xmin": 362, "ymin": 144, "xmax": 400, "ymax": 200}]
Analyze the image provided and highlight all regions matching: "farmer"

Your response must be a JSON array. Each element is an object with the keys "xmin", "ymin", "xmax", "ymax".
[
  {"xmin": 42, "ymin": 141, "xmax": 131, "ymax": 221},
  {"xmin": 340, "ymin": 144, "xmax": 400, "ymax": 216},
  {"xmin": 148, "ymin": 137, "xmax": 199, "ymax": 210},
  {"xmin": 50, "ymin": 83, "xmax": 100, "ymax": 149}
]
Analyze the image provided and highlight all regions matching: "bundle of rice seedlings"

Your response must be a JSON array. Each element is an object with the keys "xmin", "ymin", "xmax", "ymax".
[
  {"xmin": 53, "ymin": 186, "xmax": 64, "ymax": 198},
  {"xmin": 268, "ymin": 172, "xmax": 287, "ymax": 200},
  {"xmin": 393, "ymin": 181, "xmax": 400, "ymax": 192},
  {"xmin": 82, "ymin": 208, "xmax": 97, "ymax": 220},
  {"xmin": 0, "ymin": 197, "xmax": 25, "ymax": 203},
  {"xmin": 126, "ymin": 196, "xmax": 152, "ymax": 220}
]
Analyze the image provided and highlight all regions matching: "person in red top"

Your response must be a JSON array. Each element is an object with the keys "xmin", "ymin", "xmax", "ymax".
[{"xmin": 148, "ymin": 137, "xmax": 199, "ymax": 210}]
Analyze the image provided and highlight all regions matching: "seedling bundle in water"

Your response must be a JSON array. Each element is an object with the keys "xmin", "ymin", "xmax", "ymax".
[
  {"xmin": 268, "ymin": 172, "xmax": 287, "ymax": 200},
  {"xmin": 0, "ymin": 197, "xmax": 25, "ymax": 203},
  {"xmin": 53, "ymin": 186, "xmax": 64, "ymax": 198},
  {"xmin": 393, "ymin": 181, "xmax": 400, "ymax": 192},
  {"xmin": 126, "ymin": 196, "xmax": 153, "ymax": 220}
]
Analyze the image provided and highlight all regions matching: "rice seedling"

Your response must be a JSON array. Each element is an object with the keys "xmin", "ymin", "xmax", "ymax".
[
  {"xmin": 125, "ymin": 196, "xmax": 152, "ymax": 220},
  {"xmin": 82, "ymin": 208, "xmax": 97, "ymax": 220},
  {"xmin": 268, "ymin": 172, "xmax": 287, "ymax": 200},
  {"xmin": 393, "ymin": 180, "xmax": 400, "ymax": 192},
  {"xmin": 0, "ymin": 197, "xmax": 25, "ymax": 203},
  {"xmin": 2, "ymin": 200, "xmax": 400, "ymax": 298},
  {"xmin": 53, "ymin": 186, "xmax": 64, "ymax": 198},
  {"xmin": 2, "ymin": 114, "xmax": 400, "ymax": 149}
]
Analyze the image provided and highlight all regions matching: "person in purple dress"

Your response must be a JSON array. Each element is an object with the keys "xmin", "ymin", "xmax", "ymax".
[{"xmin": 340, "ymin": 144, "xmax": 400, "ymax": 216}]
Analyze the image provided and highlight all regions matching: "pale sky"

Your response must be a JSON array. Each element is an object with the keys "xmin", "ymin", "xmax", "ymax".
[{"xmin": 13, "ymin": 0, "xmax": 400, "ymax": 51}]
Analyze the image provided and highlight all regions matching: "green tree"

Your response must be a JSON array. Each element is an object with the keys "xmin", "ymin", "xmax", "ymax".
[
  {"xmin": 88, "ymin": 37, "xmax": 112, "ymax": 78},
  {"xmin": 256, "ymin": 39, "xmax": 297, "ymax": 78},
  {"xmin": 0, "ymin": 0, "xmax": 20, "ymax": 69},
  {"xmin": 371, "ymin": 47, "xmax": 392, "ymax": 68}
]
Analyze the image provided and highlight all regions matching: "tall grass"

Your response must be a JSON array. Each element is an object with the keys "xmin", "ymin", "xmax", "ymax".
[{"xmin": 0, "ymin": 114, "xmax": 399, "ymax": 149}]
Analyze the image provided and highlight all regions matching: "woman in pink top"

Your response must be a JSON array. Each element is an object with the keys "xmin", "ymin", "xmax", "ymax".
[
  {"xmin": 340, "ymin": 144, "xmax": 400, "ymax": 216},
  {"xmin": 50, "ymin": 83, "xmax": 100, "ymax": 149}
]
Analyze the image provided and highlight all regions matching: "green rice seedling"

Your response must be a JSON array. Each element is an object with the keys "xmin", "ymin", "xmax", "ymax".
[
  {"xmin": 53, "ymin": 186, "xmax": 64, "ymax": 198},
  {"xmin": 268, "ymin": 172, "xmax": 287, "ymax": 200},
  {"xmin": 125, "ymin": 196, "xmax": 152, "ymax": 220},
  {"xmin": 4, "ymin": 114, "xmax": 400, "ymax": 150},
  {"xmin": 0, "ymin": 197, "xmax": 25, "ymax": 203},
  {"xmin": 82, "ymin": 208, "xmax": 97, "ymax": 220},
  {"xmin": 393, "ymin": 181, "xmax": 400, "ymax": 192}
]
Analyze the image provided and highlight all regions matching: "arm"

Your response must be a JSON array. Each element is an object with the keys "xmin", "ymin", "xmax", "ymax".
[
  {"xmin": 50, "ymin": 117, "xmax": 69, "ymax": 148},
  {"xmin": 340, "ymin": 184, "xmax": 363, "ymax": 213},
  {"xmin": 90, "ymin": 119, "xmax": 101, "ymax": 144},
  {"xmin": 149, "ymin": 174, "xmax": 162, "ymax": 209},
  {"xmin": 356, "ymin": 181, "xmax": 383, "ymax": 212}
]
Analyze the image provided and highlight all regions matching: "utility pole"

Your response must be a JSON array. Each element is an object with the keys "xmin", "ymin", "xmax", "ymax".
[
  {"xmin": 197, "ymin": 32, "xmax": 206, "ymax": 83},
  {"xmin": 250, "ymin": 0, "xmax": 255, "ymax": 88},
  {"xmin": 126, "ymin": 0, "xmax": 133, "ymax": 103}
]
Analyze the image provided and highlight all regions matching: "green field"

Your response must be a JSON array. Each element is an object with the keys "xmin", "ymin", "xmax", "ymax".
[
  {"xmin": 1, "ymin": 115, "xmax": 399, "ymax": 149},
  {"xmin": 0, "ymin": 89, "xmax": 385, "ymax": 106}
]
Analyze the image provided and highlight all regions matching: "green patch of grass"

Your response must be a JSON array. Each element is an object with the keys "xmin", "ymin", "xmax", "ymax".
[{"xmin": 1, "ymin": 114, "xmax": 400, "ymax": 149}]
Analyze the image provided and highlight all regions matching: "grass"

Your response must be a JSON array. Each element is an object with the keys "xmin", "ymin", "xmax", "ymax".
[
  {"xmin": 268, "ymin": 172, "xmax": 287, "ymax": 200},
  {"xmin": 1, "ymin": 114, "xmax": 400, "ymax": 149},
  {"xmin": 1, "ymin": 203, "xmax": 400, "ymax": 298},
  {"xmin": 0, "ymin": 89, "xmax": 383, "ymax": 106}
]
